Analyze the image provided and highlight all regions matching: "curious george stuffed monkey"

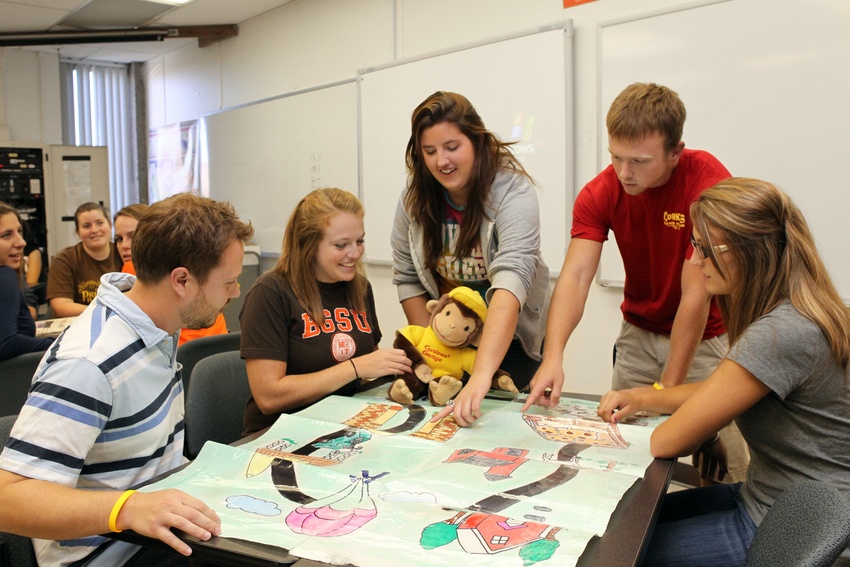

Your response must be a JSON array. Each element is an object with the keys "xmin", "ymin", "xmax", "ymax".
[{"xmin": 388, "ymin": 286, "xmax": 518, "ymax": 406}]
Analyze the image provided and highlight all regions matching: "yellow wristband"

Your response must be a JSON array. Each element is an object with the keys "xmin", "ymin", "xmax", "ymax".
[
  {"xmin": 108, "ymin": 490, "xmax": 137, "ymax": 533},
  {"xmin": 652, "ymin": 382, "xmax": 665, "ymax": 390}
]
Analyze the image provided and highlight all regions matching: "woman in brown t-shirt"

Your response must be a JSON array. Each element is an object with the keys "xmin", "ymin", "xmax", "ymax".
[
  {"xmin": 47, "ymin": 202, "xmax": 122, "ymax": 317},
  {"xmin": 239, "ymin": 188, "xmax": 412, "ymax": 435}
]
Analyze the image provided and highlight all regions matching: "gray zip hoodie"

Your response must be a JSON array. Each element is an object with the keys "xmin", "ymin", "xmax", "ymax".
[{"xmin": 391, "ymin": 169, "xmax": 550, "ymax": 360}]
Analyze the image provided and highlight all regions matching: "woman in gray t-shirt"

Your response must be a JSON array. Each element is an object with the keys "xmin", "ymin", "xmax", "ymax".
[{"xmin": 596, "ymin": 177, "xmax": 850, "ymax": 566}]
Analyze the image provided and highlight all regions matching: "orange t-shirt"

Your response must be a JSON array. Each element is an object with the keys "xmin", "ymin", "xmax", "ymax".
[{"xmin": 122, "ymin": 261, "xmax": 228, "ymax": 346}]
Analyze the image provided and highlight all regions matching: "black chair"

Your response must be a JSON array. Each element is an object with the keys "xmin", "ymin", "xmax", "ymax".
[
  {"xmin": 745, "ymin": 480, "xmax": 850, "ymax": 567},
  {"xmin": 175, "ymin": 331, "xmax": 241, "ymax": 395},
  {"xmin": 0, "ymin": 414, "xmax": 38, "ymax": 567},
  {"xmin": 183, "ymin": 351, "xmax": 252, "ymax": 460},
  {"xmin": 0, "ymin": 351, "xmax": 46, "ymax": 417}
]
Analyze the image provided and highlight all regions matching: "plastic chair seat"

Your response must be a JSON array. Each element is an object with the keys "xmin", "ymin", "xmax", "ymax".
[{"xmin": 745, "ymin": 480, "xmax": 850, "ymax": 567}]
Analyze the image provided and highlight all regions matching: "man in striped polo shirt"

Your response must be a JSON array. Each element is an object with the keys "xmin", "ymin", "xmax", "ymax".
[{"xmin": 0, "ymin": 193, "xmax": 254, "ymax": 566}]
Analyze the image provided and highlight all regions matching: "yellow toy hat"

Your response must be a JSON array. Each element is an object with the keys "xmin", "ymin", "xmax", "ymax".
[{"xmin": 448, "ymin": 286, "xmax": 488, "ymax": 323}]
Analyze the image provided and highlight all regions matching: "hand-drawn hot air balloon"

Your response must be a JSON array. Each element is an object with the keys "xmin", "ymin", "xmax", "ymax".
[{"xmin": 286, "ymin": 470, "xmax": 388, "ymax": 537}]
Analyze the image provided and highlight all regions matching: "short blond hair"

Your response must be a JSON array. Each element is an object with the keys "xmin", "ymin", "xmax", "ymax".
[
  {"xmin": 114, "ymin": 203, "xmax": 149, "ymax": 223},
  {"xmin": 606, "ymin": 83, "xmax": 686, "ymax": 152}
]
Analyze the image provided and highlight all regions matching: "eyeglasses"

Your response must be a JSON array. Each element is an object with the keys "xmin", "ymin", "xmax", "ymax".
[{"xmin": 690, "ymin": 234, "xmax": 729, "ymax": 259}]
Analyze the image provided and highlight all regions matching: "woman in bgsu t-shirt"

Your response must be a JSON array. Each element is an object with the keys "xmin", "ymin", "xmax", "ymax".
[{"xmin": 239, "ymin": 188, "xmax": 412, "ymax": 435}]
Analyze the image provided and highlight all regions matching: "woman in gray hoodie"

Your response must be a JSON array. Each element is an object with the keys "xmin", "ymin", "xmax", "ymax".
[{"xmin": 391, "ymin": 91, "xmax": 550, "ymax": 427}]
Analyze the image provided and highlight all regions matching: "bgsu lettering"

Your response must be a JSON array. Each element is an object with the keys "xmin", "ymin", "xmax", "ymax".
[{"xmin": 302, "ymin": 308, "xmax": 372, "ymax": 338}]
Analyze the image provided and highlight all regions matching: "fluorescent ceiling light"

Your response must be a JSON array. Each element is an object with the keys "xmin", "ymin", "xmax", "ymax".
[{"xmin": 147, "ymin": 0, "xmax": 195, "ymax": 5}]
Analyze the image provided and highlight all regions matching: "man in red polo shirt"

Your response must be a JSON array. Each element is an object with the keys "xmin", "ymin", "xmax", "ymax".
[{"xmin": 524, "ymin": 82, "xmax": 746, "ymax": 483}]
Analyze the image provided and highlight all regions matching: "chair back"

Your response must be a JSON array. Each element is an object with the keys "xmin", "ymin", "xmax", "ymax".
[
  {"xmin": 221, "ymin": 249, "xmax": 262, "ymax": 332},
  {"xmin": 0, "ymin": 414, "xmax": 38, "ymax": 567},
  {"xmin": 745, "ymin": 480, "xmax": 850, "ymax": 567},
  {"xmin": 0, "ymin": 351, "xmax": 46, "ymax": 417},
  {"xmin": 184, "ymin": 350, "xmax": 252, "ymax": 460},
  {"xmin": 175, "ymin": 331, "xmax": 240, "ymax": 395}
]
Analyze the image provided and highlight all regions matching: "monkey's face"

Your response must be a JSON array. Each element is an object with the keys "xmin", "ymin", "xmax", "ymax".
[{"xmin": 431, "ymin": 303, "xmax": 478, "ymax": 348}]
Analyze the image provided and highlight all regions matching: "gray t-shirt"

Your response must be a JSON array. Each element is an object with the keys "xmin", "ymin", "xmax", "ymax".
[{"xmin": 730, "ymin": 302, "xmax": 850, "ymax": 528}]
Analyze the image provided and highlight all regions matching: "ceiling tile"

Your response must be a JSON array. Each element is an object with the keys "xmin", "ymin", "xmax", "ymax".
[
  {"xmin": 0, "ymin": 0, "xmax": 294, "ymax": 62},
  {"xmin": 151, "ymin": 0, "xmax": 292, "ymax": 26},
  {"xmin": 59, "ymin": 0, "xmax": 174, "ymax": 28},
  {"xmin": 0, "ymin": 1, "xmax": 71, "ymax": 32},
  {"xmin": 11, "ymin": 0, "xmax": 86, "ymax": 9}
]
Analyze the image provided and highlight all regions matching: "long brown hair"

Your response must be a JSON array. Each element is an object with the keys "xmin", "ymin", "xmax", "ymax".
[
  {"xmin": 272, "ymin": 188, "xmax": 368, "ymax": 324},
  {"xmin": 691, "ymin": 178, "xmax": 850, "ymax": 366},
  {"xmin": 0, "ymin": 202, "xmax": 26, "ymax": 287},
  {"xmin": 404, "ymin": 91, "xmax": 531, "ymax": 269}
]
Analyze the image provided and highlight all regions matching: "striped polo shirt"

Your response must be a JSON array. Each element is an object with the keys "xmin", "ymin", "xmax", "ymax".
[{"xmin": 0, "ymin": 272, "xmax": 185, "ymax": 566}]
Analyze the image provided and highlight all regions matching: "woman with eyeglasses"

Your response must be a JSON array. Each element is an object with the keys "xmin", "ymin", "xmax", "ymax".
[{"xmin": 597, "ymin": 177, "xmax": 850, "ymax": 566}]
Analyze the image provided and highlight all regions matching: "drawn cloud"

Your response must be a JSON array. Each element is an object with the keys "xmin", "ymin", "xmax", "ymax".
[
  {"xmin": 226, "ymin": 494, "xmax": 282, "ymax": 516},
  {"xmin": 380, "ymin": 491, "xmax": 438, "ymax": 504}
]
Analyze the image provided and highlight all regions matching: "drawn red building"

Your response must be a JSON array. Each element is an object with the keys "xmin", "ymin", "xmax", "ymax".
[
  {"xmin": 456, "ymin": 512, "xmax": 552, "ymax": 554},
  {"xmin": 445, "ymin": 447, "xmax": 529, "ymax": 480}
]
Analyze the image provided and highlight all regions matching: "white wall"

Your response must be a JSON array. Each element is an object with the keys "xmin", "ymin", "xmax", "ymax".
[
  {"xmin": 140, "ymin": 0, "xmax": 731, "ymax": 397},
  {"xmin": 219, "ymin": 0, "xmax": 394, "ymax": 109},
  {"xmin": 0, "ymin": 48, "xmax": 62, "ymax": 145}
]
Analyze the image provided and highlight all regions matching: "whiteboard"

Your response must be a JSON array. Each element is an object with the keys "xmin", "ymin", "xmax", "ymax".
[
  {"xmin": 359, "ymin": 23, "xmax": 573, "ymax": 269},
  {"xmin": 201, "ymin": 81, "xmax": 359, "ymax": 254},
  {"xmin": 598, "ymin": 0, "xmax": 850, "ymax": 301}
]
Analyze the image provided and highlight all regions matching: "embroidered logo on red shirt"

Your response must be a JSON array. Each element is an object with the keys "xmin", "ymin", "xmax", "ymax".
[{"xmin": 663, "ymin": 211, "xmax": 686, "ymax": 230}]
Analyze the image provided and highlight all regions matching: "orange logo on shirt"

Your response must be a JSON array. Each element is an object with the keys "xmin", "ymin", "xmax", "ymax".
[
  {"xmin": 302, "ymin": 309, "xmax": 372, "ymax": 339},
  {"xmin": 422, "ymin": 344, "xmax": 449, "ymax": 365},
  {"xmin": 78, "ymin": 280, "xmax": 99, "ymax": 304},
  {"xmin": 663, "ymin": 211, "xmax": 686, "ymax": 230}
]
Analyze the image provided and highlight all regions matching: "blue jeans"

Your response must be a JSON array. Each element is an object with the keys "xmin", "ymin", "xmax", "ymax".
[{"xmin": 642, "ymin": 482, "xmax": 757, "ymax": 567}]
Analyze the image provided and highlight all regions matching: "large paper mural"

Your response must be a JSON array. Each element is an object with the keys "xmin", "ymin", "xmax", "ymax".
[{"xmin": 147, "ymin": 394, "xmax": 665, "ymax": 566}]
